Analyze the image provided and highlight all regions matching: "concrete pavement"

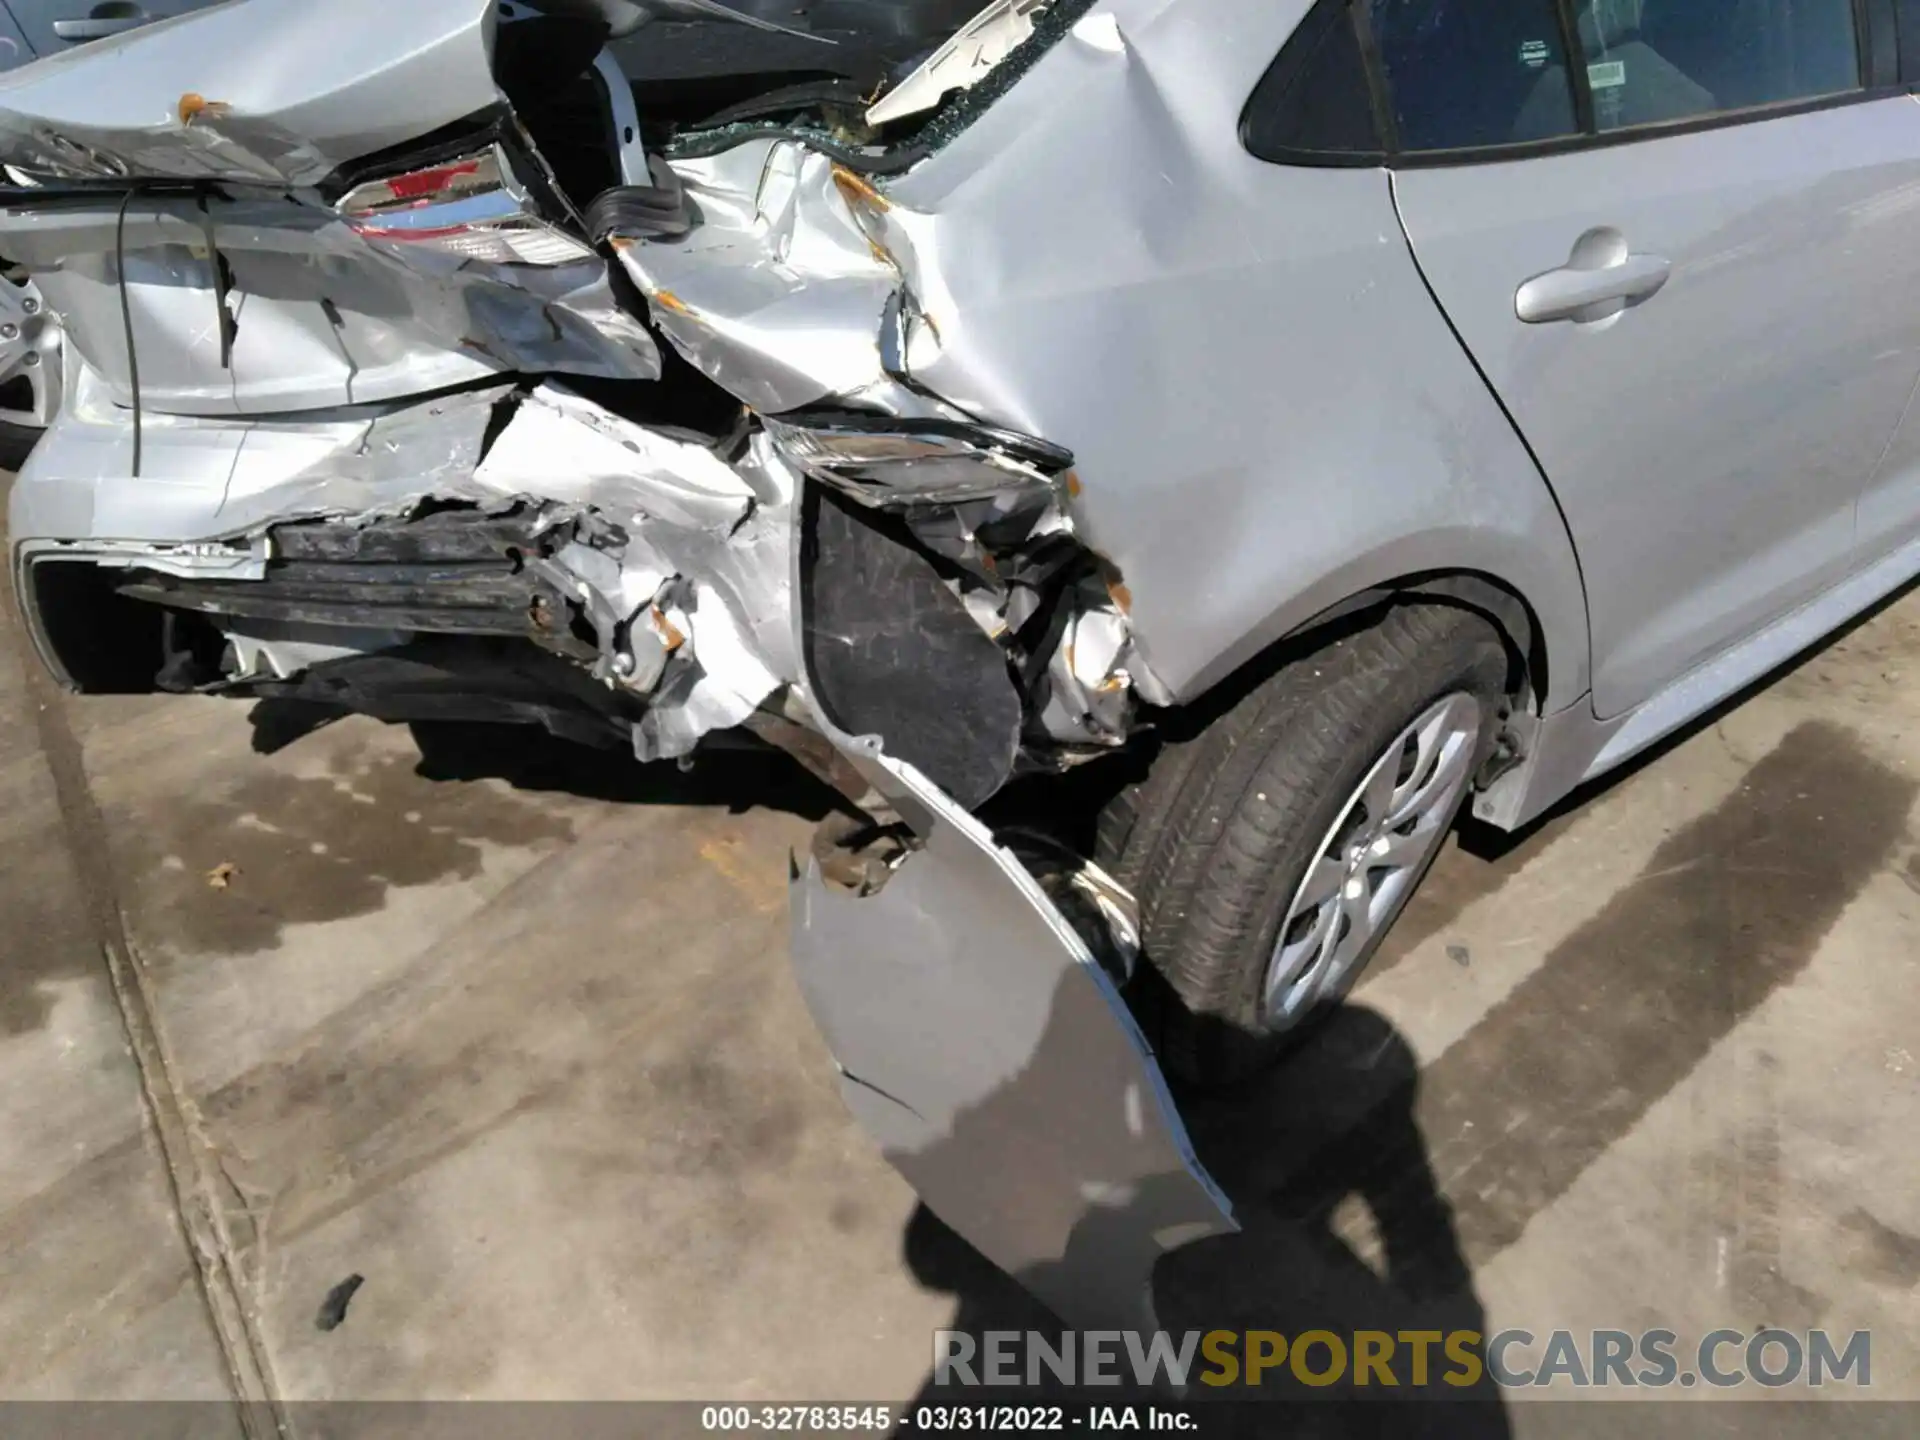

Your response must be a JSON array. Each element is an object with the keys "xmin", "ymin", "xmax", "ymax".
[{"xmin": 2, "ymin": 547, "xmax": 1918, "ymax": 1426}]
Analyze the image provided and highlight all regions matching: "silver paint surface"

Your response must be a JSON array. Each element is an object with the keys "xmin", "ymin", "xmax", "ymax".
[
  {"xmin": 0, "ymin": 0, "xmax": 500, "ymax": 185},
  {"xmin": 618, "ymin": 0, "xmax": 1592, "ymax": 712},
  {"xmin": 1393, "ymin": 102, "xmax": 1920, "ymax": 718},
  {"xmin": 0, "ymin": 192, "xmax": 660, "ymax": 416},
  {"xmin": 788, "ymin": 730, "xmax": 1236, "ymax": 1334}
]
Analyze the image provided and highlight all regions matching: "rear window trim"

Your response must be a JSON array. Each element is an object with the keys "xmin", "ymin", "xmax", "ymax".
[{"xmin": 1242, "ymin": 0, "xmax": 1902, "ymax": 170}]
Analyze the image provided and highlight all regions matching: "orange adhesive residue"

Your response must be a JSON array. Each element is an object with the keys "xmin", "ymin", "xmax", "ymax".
[{"xmin": 178, "ymin": 93, "xmax": 231, "ymax": 126}]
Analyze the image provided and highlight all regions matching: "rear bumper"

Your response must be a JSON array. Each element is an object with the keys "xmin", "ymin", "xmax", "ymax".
[
  {"xmin": 787, "ymin": 704, "xmax": 1236, "ymax": 1333},
  {"xmin": 11, "ymin": 379, "xmax": 1235, "ymax": 1331}
]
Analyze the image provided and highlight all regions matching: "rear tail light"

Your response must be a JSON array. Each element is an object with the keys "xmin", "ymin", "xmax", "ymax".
[
  {"xmin": 337, "ymin": 146, "xmax": 594, "ymax": 267},
  {"xmin": 763, "ymin": 415, "xmax": 1073, "ymax": 507}
]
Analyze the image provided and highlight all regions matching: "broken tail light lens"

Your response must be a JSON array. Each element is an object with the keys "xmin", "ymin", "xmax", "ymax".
[
  {"xmin": 336, "ymin": 146, "xmax": 594, "ymax": 267},
  {"xmin": 763, "ymin": 415, "xmax": 1072, "ymax": 507}
]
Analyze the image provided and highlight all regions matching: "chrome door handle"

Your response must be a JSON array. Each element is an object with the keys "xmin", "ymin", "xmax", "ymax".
[
  {"xmin": 53, "ymin": 15, "xmax": 147, "ymax": 40},
  {"xmin": 1516, "ymin": 228, "xmax": 1671, "ymax": 325}
]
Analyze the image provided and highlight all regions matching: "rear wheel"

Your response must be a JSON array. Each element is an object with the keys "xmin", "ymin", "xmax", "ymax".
[
  {"xmin": 1099, "ymin": 603, "xmax": 1511, "ymax": 1086},
  {"xmin": 0, "ymin": 269, "xmax": 59, "ymax": 469}
]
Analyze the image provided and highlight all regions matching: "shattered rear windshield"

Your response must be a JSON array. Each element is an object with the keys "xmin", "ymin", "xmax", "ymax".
[{"xmin": 628, "ymin": 0, "xmax": 1103, "ymax": 173}]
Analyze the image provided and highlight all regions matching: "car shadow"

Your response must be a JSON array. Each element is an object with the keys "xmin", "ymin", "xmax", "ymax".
[
  {"xmin": 895, "ymin": 1004, "xmax": 1510, "ymax": 1438},
  {"xmin": 245, "ymin": 699, "xmax": 847, "ymax": 821}
]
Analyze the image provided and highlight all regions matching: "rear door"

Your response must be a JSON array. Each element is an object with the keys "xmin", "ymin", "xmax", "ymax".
[
  {"xmin": 1376, "ymin": 0, "xmax": 1920, "ymax": 717},
  {"xmin": 0, "ymin": 7, "xmax": 29, "ymax": 70},
  {"xmin": 1, "ymin": 0, "xmax": 226, "ymax": 59}
]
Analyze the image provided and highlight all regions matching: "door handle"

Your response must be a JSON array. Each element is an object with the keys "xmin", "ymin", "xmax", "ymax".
[
  {"xmin": 1516, "ymin": 227, "xmax": 1671, "ymax": 325},
  {"xmin": 53, "ymin": 14, "xmax": 147, "ymax": 41}
]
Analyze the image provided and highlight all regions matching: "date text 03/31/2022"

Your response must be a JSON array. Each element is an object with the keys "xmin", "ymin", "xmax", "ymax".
[{"xmin": 701, "ymin": 1405, "xmax": 1196, "ymax": 1432}]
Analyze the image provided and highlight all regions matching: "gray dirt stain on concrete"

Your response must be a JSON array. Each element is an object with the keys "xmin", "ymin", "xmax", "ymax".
[
  {"xmin": 1696, "ymin": 1046, "xmax": 1825, "ymax": 1331},
  {"xmin": 1901, "ymin": 851, "xmax": 1920, "ymax": 898},
  {"xmin": 182, "ymin": 799, "xmax": 811, "ymax": 1273},
  {"xmin": 0, "ymin": 809, "xmax": 99, "ymax": 1037},
  {"xmin": 1837, "ymin": 1206, "xmax": 1920, "ymax": 1289},
  {"xmin": 0, "ymin": 1127, "xmax": 207, "ymax": 1389},
  {"xmin": 0, "ymin": 646, "xmax": 105, "ymax": 1035},
  {"xmin": 110, "ymin": 747, "xmax": 578, "ymax": 958},
  {"xmin": 1232, "ymin": 720, "xmax": 1915, "ymax": 1278}
]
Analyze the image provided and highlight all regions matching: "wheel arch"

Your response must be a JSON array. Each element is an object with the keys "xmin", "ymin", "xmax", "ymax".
[{"xmin": 1148, "ymin": 527, "xmax": 1591, "ymax": 734}]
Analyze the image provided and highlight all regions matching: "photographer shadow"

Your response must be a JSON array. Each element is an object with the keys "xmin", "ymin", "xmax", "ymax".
[{"xmin": 898, "ymin": 1003, "xmax": 1509, "ymax": 1438}]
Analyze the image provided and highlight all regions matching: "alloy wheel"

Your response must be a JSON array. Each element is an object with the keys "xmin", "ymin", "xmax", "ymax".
[
  {"xmin": 0, "ymin": 271, "xmax": 59, "ymax": 431},
  {"xmin": 1263, "ymin": 692, "xmax": 1483, "ymax": 1028}
]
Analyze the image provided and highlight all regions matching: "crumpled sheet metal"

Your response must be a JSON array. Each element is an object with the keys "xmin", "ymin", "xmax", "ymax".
[
  {"xmin": 226, "ymin": 620, "xmax": 411, "ymax": 682},
  {"xmin": 474, "ymin": 382, "xmax": 756, "ymax": 530},
  {"xmin": 864, "ymin": 0, "xmax": 1589, "ymax": 708},
  {"xmin": 10, "ymin": 362, "xmax": 518, "ymax": 545},
  {"xmin": 788, "ymin": 727, "xmax": 1236, "ymax": 1333},
  {"xmin": 476, "ymin": 384, "xmax": 800, "ymax": 760},
  {"xmin": 14, "ymin": 372, "xmax": 800, "ymax": 765},
  {"xmin": 614, "ymin": 140, "xmax": 945, "ymax": 417},
  {"xmin": 0, "ymin": 0, "xmax": 501, "ymax": 185},
  {"xmin": 1, "ymin": 196, "xmax": 660, "ymax": 416},
  {"xmin": 618, "ymin": 0, "xmax": 1588, "ymax": 715},
  {"xmin": 618, "ymin": 139, "xmax": 1156, "ymax": 746},
  {"xmin": 629, "ymin": 434, "xmax": 801, "ymax": 759}
]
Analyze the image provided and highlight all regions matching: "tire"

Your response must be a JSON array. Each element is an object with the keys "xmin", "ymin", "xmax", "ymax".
[
  {"xmin": 0, "ymin": 268, "xmax": 58, "ymax": 470},
  {"xmin": 0, "ymin": 419, "xmax": 42, "ymax": 471},
  {"xmin": 1099, "ymin": 603, "xmax": 1511, "ymax": 1087}
]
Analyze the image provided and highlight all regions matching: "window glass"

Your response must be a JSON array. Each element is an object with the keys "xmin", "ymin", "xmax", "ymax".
[
  {"xmin": 1367, "ymin": 0, "xmax": 1580, "ymax": 151},
  {"xmin": 1572, "ymin": 0, "xmax": 1861, "ymax": 131},
  {"xmin": 1365, "ymin": 0, "xmax": 1866, "ymax": 156},
  {"xmin": 1243, "ymin": 0, "xmax": 1384, "ymax": 159}
]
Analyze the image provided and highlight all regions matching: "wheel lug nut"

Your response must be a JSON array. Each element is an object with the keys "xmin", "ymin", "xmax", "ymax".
[
  {"xmin": 21, "ymin": 299, "xmax": 37, "ymax": 315},
  {"xmin": 0, "ymin": 324, "xmax": 17, "ymax": 340}
]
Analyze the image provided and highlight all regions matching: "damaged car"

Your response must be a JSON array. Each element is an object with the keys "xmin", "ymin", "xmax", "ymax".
[
  {"xmin": 0, "ymin": 0, "xmax": 237, "ymax": 454},
  {"xmin": 8, "ymin": 0, "xmax": 1920, "ymax": 1334}
]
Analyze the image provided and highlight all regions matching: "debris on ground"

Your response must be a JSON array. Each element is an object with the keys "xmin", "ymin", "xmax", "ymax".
[{"xmin": 315, "ymin": 1273, "xmax": 365, "ymax": 1332}]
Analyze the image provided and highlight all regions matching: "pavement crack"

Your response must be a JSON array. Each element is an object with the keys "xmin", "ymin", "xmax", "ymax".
[{"xmin": 4, "ymin": 582, "xmax": 285, "ymax": 1435}]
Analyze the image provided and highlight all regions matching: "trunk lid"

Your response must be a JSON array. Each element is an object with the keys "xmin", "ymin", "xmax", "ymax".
[
  {"xmin": 0, "ymin": 0, "xmax": 663, "ymax": 415},
  {"xmin": 0, "ymin": 0, "xmax": 504, "ymax": 188}
]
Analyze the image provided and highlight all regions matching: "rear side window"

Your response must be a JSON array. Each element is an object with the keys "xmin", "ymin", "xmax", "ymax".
[
  {"xmin": 1242, "ymin": 0, "xmax": 1386, "ymax": 161},
  {"xmin": 1370, "ymin": 0, "xmax": 1580, "ymax": 150},
  {"xmin": 1570, "ymin": 0, "xmax": 1861, "ymax": 131},
  {"xmin": 1247, "ymin": 0, "xmax": 1872, "ymax": 163}
]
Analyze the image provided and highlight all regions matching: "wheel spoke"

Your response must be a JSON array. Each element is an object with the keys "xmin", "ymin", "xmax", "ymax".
[
  {"xmin": 1385, "ymin": 714, "xmax": 1476, "ymax": 830},
  {"xmin": 0, "ymin": 284, "xmax": 29, "ymax": 389},
  {"xmin": 1270, "ymin": 899, "xmax": 1337, "ymax": 998},
  {"xmin": 1296, "ymin": 854, "xmax": 1346, "ymax": 909},
  {"xmin": 0, "ymin": 277, "xmax": 55, "ymax": 428},
  {"xmin": 1368, "ymin": 823, "xmax": 1432, "ymax": 871},
  {"xmin": 1358, "ymin": 745, "xmax": 1401, "ymax": 831},
  {"xmin": 1334, "ymin": 880, "xmax": 1375, "ymax": 967},
  {"xmin": 1263, "ymin": 691, "xmax": 1485, "ymax": 1031},
  {"xmin": 1295, "ymin": 881, "xmax": 1373, "ymax": 1009}
]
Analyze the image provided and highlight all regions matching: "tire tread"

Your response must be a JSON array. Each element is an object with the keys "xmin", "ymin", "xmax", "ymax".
[{"xmin": 1107, "ymin": 603, "xmax": 1509, "ymax": 1085}]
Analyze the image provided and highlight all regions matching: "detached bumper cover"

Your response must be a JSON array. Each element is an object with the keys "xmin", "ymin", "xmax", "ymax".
[{"xmin": 789, "ymin": 723, "xmax": 1236, "ymax": 1333}]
